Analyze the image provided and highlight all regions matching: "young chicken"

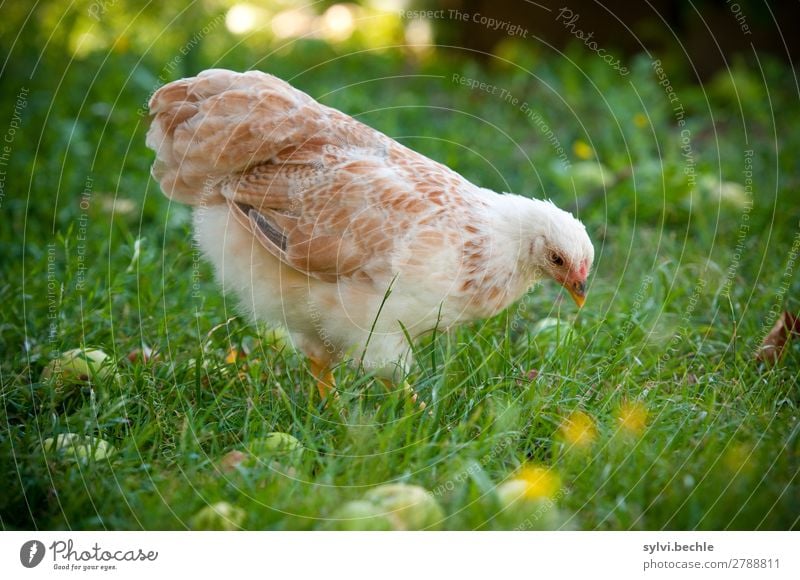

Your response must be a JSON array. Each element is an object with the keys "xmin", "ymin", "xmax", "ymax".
[{"xmin": 146, "ymin": 69, "xmax": 593, "ymax": 399}]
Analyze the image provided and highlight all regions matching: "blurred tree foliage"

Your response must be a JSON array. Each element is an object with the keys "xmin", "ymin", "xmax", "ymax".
[
  {"xmin": 0, "ymin": 0, "xmax": 797, "ymax": 240},
  {"xmin": 424, "ymin": 0, "xmax": 799, "ymax": 79}
]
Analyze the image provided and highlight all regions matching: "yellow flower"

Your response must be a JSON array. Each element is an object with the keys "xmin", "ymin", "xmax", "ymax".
[
  {"xmin": 617, "ymin": 401, "xmax": 648, "ymax": 435},
  {"xmin": 633, "ymin": 112, "xmax": 648, "ymax": 128},
  {"xmin": 515, "ymin": 465, "xmax": 561, "ymax": 500},
  {"xmin": 560, "ymin": 410, "xmax": 597, "ymax": 448},
  {"xmin": 113, "ymin": 35, "xmax": 130, "ymax": 54},
  {"xmin": 723, "ymin": 443, "xmax": 754, "ymax": 474},
  {"xmin": 572, "ymin": 140, "xmax": 593, "ymax": 160},
  {"xmin": 496, "ymin": 466, "xmax": 560, "ymax": 509}
]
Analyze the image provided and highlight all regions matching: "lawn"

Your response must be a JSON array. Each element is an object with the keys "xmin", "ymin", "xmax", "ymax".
[{"xmin": 1, "ymin": 4, "xmax": 798, "ymax": 530}]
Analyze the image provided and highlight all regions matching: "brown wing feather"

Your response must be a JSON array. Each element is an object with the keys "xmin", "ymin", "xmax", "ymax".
[{"xmin": 224, "ymin": 157, "xmax": 413, "ymax": 283}]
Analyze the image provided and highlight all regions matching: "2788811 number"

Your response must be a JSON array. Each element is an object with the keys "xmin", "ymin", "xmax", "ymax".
[{"xmin": 731, "ymin": 558, "xmax": 779, "ymax": 569}]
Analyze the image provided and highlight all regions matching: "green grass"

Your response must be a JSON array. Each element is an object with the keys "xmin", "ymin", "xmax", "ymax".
[{"xmin": 1, "ymin": 12, "xmax": 799, "ymax": 530}]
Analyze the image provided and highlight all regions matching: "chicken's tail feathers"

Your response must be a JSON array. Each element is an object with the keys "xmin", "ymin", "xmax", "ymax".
[{"xmin": 146, "ymin": 69, "xmax": 317, "ymax": 205}]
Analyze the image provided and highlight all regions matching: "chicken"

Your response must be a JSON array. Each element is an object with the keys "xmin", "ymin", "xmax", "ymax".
[{"xmin": 146, "ymin": 69, "xmax": 594, "ymax": 400}]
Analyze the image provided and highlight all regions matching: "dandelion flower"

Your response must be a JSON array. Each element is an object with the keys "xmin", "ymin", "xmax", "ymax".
[
  {"xmin": 617, "ymin": 401, "xmax": 648, "ymax": 435},
  {"xmin": 633, "ymin": 113, "xmax": 648, "ymax": 128},
  {"xmin": 723, "ymin": 442, "xmax": 754, "ymax": 474},
  {"xmin": 497, "ymin": 465, "xmax": 561, "ymax": 506},
  {"xmin": 516, "ymin": 465, "xmax": 561, "ymax": 499},
  {"xmin": 572, "ymin": 139, "xmax": 593, "ymax": 160},
  {"xmin": 560, "ymin": 410, "xmax": 597, "ymax": 448},
  {"xmin": 495, "ymin": 466, "xmax": 565, "ymax": 529}
]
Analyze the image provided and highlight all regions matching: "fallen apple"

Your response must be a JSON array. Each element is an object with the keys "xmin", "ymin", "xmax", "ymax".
[
  {"xmin": 43, "ymin": 433, "xmax": 116, "ymax": 463},
  {"xmin": 331, "ymin": 500, "xmax": 395, "ymax": 531},
  {"xmin": 331, "ymin": 485, "xmax": 443, "ymax": 531},
  {"xmin": 496, "ymin": 491, "xmax": 565, "ymax": 530},
  {"xmin": 247, "ymin": 432, "xmax": 304, "ymax": 463},
  {"xmin": 41, "ymin": 348, "xmax": 120, "ymax": 401},
  {"xmin": 190, "ymin": 501, "xmax": 246, "ymax": 531}
]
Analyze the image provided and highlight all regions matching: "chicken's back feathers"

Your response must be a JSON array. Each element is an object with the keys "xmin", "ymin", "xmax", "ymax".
[
  {"xmin": 147, "ymin": 69, "xmax": 320, "ymax": 204},
  {"xmin": 147, "ymin": 69, "xmax": 482, "ymax": 286}
]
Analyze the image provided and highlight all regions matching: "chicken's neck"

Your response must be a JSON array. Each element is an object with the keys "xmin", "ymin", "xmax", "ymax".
[{"xmin": 452, "ymin": 190, "xmax": 550, "ymax": 318}]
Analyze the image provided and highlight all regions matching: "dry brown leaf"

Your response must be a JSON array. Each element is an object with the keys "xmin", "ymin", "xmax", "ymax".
[{"xmin": 756, "ymin": 311, "xmax": 800, "ymax": 365}]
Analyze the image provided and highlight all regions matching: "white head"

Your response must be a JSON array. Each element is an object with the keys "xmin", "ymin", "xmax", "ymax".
[{"xmin": 524, "ymin": 198, "xmax": 595, "ymax": 306}]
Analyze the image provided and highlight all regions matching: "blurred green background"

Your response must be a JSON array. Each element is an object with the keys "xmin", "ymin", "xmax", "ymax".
[{"xmin": 2, "ymin": 0, "xmax": 798, "ymax": 235}]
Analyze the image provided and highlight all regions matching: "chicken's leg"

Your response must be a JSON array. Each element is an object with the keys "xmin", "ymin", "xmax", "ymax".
[{"xmin": 309, "ymin": 357, "xmax": 337, "ymax": 400}]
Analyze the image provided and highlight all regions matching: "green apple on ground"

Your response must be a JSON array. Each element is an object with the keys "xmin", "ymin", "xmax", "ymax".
[
  {"xmin": 190, "ymin": 502, "xmax": 246, "ymax": 530},
  {"xmin": 333, "ymin": 483, "xmax": 444, "ymax": 530},
  {"xmin": 247, "ymin": 432, "xmax": 304, "ymax": 463},
  {"xmin": 331, "ymin": 500, "xmax": 394, "ymax": 531},
  {"xmin": 40, "ymin": 348, "xmax": 120, "ymax": 403},
  {"xmin": 218, "ymin": 433, "xmax": 306, "ymax": 474},
  {"xmin": 43, "ymin": 433, "xmax": 116, "ymax": 463}
]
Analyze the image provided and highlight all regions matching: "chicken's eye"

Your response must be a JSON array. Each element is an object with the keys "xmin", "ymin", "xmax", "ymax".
[{"xmin": 550, "ymin": 253, "xmax": 564, "ymax": 267}]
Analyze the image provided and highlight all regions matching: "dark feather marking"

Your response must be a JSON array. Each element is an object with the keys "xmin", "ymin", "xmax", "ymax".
[{"xmin": 249, "ymin": 208, "xmax": 288, "ymax": 251}]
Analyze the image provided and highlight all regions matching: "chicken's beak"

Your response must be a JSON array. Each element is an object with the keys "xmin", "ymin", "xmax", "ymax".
[{"xmin": 566, "ymin": 280, "xmax": 587, "ymax": 308}]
